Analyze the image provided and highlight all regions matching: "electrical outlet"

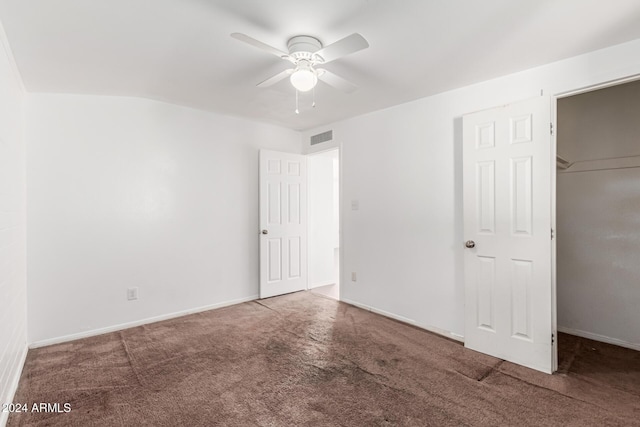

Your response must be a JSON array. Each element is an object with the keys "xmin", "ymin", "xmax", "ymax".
[
  {"xmin": 127, "ymin": 287, "xmax": 139, "ymax": 301},
  {"xmin": 351, "ymin": 272, "xmax": 357, "ymax": 282}
]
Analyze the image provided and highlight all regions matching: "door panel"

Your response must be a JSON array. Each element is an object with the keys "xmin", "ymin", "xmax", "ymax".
[
  {"xmin": 267, "ymin": 239, "xmax": 282, "ymax": 282},
  {"xmin": 476, "ymin": 256, "xmax": 496, "ymax": 331},
  {"xmin": 477, "ymin": 161, "xmax": 496, "ymax": 233},
  {"xmin": 463, "ymin": 97, "xmax": 554, "ymax": 373},
  {"xmin": 260, "ymin": 150, "xmax": 307, "ymax": 298}
]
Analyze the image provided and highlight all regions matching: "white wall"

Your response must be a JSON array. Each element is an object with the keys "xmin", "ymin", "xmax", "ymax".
[
  {"xmin": 557, "ymin": 81, "xmax": 640, "ymax": 348},
  {"xmin": 302, "ymin": 38, "xmax": 640, "ymax": 339},
  {"xmin": 557, "ymin": 80, "xmax": 640, "ymax": 163},
  {"xmin": 26, "ymin": 94, "xmax": 300, "ymax": 344},
  {"xmin": 308, "ymin": 149, "xmax": 339, "ymax": 288},
  {"xmin": 0, "ymin": 19, "xmax": 27, "ymax": 427}
]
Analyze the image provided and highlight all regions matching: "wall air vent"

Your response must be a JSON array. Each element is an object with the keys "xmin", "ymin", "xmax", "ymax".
[{"xmin": 310, "ymin": 130, "xmax": 333, "ymax": 145}]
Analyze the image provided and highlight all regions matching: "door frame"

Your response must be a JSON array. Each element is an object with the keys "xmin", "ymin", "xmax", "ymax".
[
  {"xmin": 306, "ymin": 145, "xmax": 342, "ymax": 300},
  {"xmin": 550, "ymin": 73, "xmax": 640, "ymax": 369}
]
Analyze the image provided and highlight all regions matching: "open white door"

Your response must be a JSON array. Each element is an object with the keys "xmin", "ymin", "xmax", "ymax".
[
  {"xmin": 259, "ymin": 150, "xmax": 308, "ymax": 298},
  {"xmin": 463, "ymin": 97, "xmax": 555, "ymax": 373}
]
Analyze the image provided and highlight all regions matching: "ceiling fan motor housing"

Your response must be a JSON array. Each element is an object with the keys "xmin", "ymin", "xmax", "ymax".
[{"xmin": 287, "ymin": 35, "xmax": 323, "ymax": 62}]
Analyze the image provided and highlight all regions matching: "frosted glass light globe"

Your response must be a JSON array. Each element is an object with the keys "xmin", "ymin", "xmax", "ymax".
[{"xmin": 290, "ymin": 68, "xmax": 318, "ymax": 92}]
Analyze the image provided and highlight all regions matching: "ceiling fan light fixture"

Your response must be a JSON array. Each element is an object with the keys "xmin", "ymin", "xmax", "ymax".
[
  {"xmin": 231, "ymin": 32, "xmax": 369, "ymax": 103},
  {"xmin": 290, "ymin": 67, "xmax": 318, "ymax": 92}
]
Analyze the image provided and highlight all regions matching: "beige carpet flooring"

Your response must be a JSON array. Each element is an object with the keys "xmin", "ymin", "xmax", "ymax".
[{"xmin": 8, "ymin": 291, "xmax": 640, "ymax": 426}]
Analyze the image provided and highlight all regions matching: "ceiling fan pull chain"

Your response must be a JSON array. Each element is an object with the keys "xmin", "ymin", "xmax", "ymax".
[
  {"xmin": 312, "ymin": 85, "xmax": 316, "ymax": 108},
  {"xmin": 295, "ymin": 89, "xmax": 300, "ymax": 114}
]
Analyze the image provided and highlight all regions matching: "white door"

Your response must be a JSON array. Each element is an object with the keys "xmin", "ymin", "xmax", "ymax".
[
  {"xmin": 259, "ymin": 150, "xmax": 308, "ymax": 298},
  {"xmin": 463, "ymin": 97, "xmax": 555, "ymax": 373}
]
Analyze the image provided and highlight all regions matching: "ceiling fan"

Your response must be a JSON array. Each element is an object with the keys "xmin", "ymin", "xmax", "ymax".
[{"xmin": 230, "ymin": 32, "xmax": 369, "ymax": 105}]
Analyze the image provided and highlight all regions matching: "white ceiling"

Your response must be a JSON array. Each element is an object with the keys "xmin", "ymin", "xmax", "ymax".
[{"xmin": 2, "ymin": 0, "xmax": 640, "ymax": 131}]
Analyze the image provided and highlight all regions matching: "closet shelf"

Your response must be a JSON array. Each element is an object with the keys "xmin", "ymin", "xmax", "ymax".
[
  {"xmin": 557, "ymin": 154, "xmax": 640, "ymax": 173},
  {"xmin": 556, "ymin": 155, "xmax": 572, "ymax": 170}
]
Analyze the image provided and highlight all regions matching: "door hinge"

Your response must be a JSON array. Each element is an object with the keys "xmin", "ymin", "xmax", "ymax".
[
  {"xmin": 552, "ymin": 333, "xmax": 555, "ymax": 344},
  {"xmin": 550, "ymin": 123, "xmax": 554, "ymax": 136},
  {"xmin": 551, "ymin": 228, "xmax": 554, "ymax": 240}
]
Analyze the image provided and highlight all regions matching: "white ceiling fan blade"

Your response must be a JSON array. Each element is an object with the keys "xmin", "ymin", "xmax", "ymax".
[
  {"xmin": 231, "ymin": 33, "xmax": 290, "ymax": 60},
  {"xmin": 313, "ymin": 33, "xmax": 369, "ymax": 64},
  {"xmin": 257, "ymin": 69, "xmax": 294, "ymax": 87},
  {"xmin": 316, "ymin": 69, "xmax": 358, "ymax": 93}
]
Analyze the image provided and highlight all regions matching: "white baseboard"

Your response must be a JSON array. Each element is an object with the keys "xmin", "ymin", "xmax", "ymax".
[
  {"xmin": 557, "ymin": 326, "xmax": 640, "ymax": 351},
  {"xmin": 1, "ymin": 343, "xmax": 28, "ymax": 427},
  {"xmin": 29, "ymin": 295, "xmax": 259, "ymax": 349},
  {"xmin": 341, "ymin": 298, "xmax": 464, "ymax": 343}
]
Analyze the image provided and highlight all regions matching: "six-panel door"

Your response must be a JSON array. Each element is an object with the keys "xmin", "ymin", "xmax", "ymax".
[
  {"xmin": 259, "ymin": 150, "xmax": 308, "ymax": 298},
  {"xmin": 463, "ymin": 97, "xmax": 554, "ymax": 373}
]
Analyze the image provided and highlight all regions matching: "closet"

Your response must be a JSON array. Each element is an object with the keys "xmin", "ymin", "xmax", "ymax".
[{"xmin": 556, "ymin": 79, "xmax": 640, "ymax": 349}]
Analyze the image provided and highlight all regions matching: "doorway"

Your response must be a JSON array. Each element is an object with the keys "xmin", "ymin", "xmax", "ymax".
[
  {"xmin": 307, "ymin": 148, "xmax": 340, "ymax": 300},
  {"xmin": 555, "ymin": 79, "xmax": 640, "ymax": 352}
]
